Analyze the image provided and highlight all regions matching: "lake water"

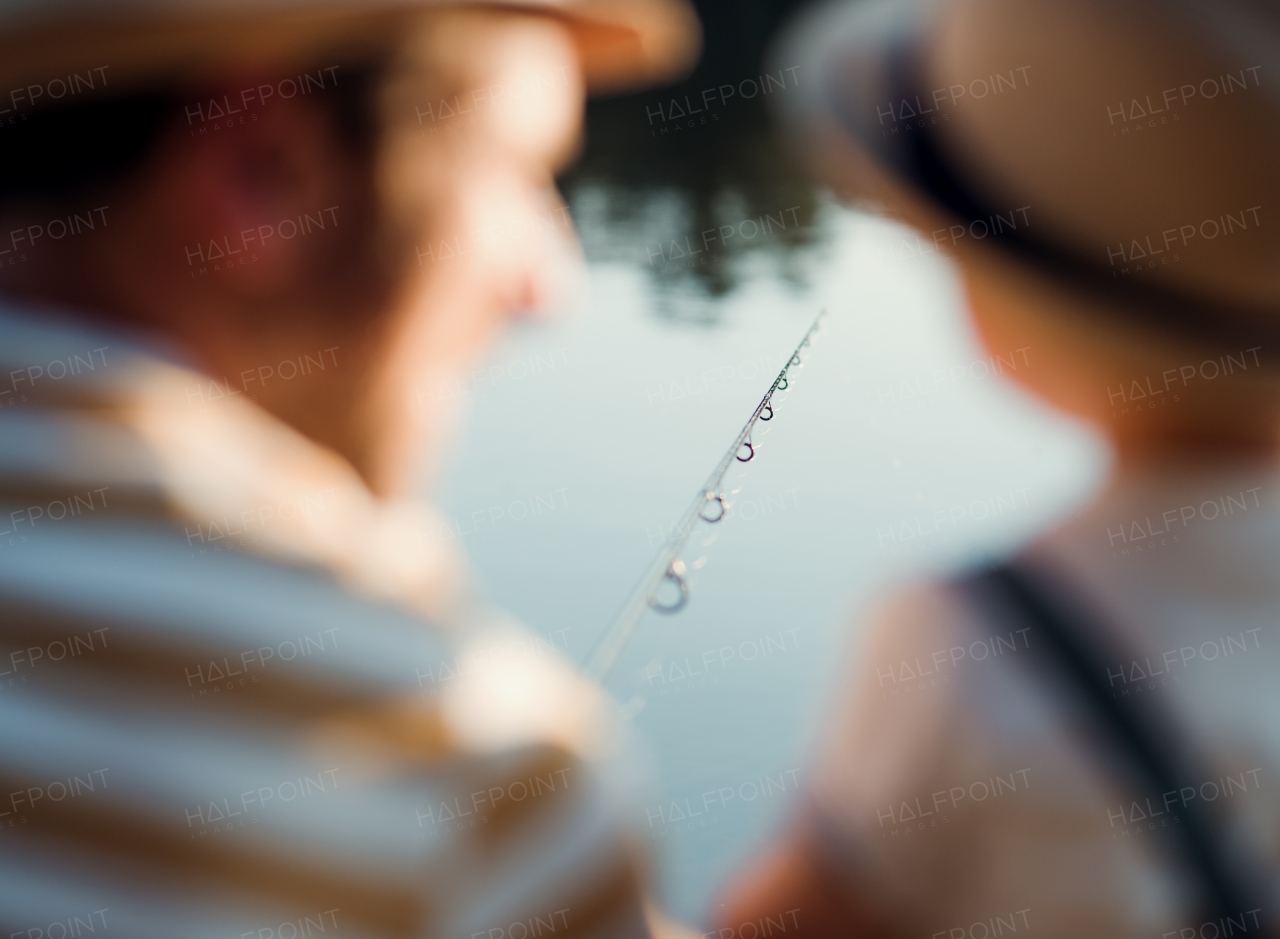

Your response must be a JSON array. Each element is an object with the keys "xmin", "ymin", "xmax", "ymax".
[{"xmin": 434, "ymin": 192, "xmax": 1108, "ymax": 924}]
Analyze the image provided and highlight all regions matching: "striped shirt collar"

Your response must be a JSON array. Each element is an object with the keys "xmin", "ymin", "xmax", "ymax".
[{"xmin": 0, "ymin": 300, "xmax": 471, "ymax": 623}]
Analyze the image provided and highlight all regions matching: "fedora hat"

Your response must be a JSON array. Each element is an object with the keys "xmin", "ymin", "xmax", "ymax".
[
  {"xmin": 0, "ymin": 0, "xmax": 700, "ymax": 99},
  {"xmin": 772, "ymin": 0, "xmax": 1280, "ymax": 352}
]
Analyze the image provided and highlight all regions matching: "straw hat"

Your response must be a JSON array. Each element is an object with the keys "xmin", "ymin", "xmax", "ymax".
[
  {"xmin": 0, "ymin": 0, "xmax": 700, "ymax": 97},
  {"xmin": 773, "ymin": 0, "xmax": 1280, "ymax": 351}
]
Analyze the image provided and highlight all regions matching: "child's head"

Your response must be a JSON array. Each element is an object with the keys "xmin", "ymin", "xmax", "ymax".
[
  {"xmin": 779, "ymin": 0, "xmax": 1280, "ymax": 463},
  {"xmin": 957, "ymin": 232, "xmax": 1280, "ymax": 465}
]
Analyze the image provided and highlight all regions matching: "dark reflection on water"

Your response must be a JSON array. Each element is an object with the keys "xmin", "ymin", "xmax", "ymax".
[{"xmin": 559, "ymin": 0, "xmax": 828, "ymax": 316}]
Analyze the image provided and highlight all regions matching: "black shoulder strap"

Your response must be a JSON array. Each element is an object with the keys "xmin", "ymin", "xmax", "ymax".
[{"xmin": 960, "ymin": 562, "xmax": 1259, "ymax": 927}]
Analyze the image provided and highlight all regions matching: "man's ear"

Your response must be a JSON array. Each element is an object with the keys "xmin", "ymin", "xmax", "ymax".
[{"xmin": 156, "ymin": 79, "xmax": 353, "ymax": 298}]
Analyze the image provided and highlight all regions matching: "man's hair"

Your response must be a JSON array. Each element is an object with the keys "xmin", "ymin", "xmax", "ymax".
[
  {"xmin": 0, "ymin": 93, "xmax": 178, "ymax": 206},
  {"xmin": 0, "ymin": 64, "xmax": 382, "ymax": 209}
]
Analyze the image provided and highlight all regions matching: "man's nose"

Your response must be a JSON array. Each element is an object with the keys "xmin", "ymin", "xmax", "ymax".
[{"xmin": 494, "ymin": 185, "xmax": 584, "ymax": 321}]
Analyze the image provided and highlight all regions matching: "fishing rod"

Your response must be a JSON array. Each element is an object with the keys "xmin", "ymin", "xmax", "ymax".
[{"xmin": 584, "ymin": 308, "xmax": 827, "ymax": 683}]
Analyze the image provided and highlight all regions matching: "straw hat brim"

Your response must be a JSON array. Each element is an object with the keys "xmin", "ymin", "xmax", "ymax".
[{"xmin": 0, "ymin": 0, "xmax": 700, "ymax": 97}]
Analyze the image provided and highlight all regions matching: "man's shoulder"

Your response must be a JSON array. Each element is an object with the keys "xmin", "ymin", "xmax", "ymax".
[
  {"xmin": 0, "ymin": 511, "xmax": 649, "ymax": 939},
  {"xmin": 0, "ymin": 512, "xmax": 451, "ymax": 699}
]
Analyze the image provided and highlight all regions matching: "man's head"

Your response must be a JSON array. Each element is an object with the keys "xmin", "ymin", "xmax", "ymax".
[{"xmin": 0, "ymin": 0, "xmax": 696, "ymax": 496}]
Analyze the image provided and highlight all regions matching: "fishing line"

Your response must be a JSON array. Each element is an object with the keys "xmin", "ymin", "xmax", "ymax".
[{"xmin": 584, "ymin": 308, "xmax": 827, "ymax": 683}]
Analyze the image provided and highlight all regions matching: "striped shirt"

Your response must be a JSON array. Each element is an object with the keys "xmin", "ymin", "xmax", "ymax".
[{"xmin": 0, "ymin": 303, "xmax": 653, "ymax": 939}]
